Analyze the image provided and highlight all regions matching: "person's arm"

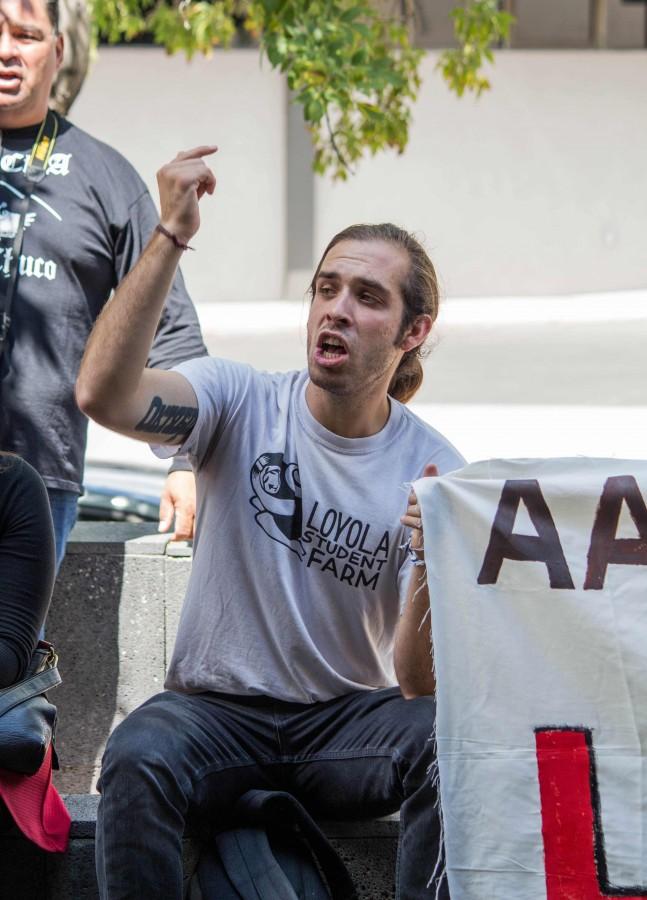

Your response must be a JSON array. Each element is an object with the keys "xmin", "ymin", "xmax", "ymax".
[
  {"xmin": 394, "ymin": 463, "xmax": 437, "ymax": 699},
  {"xmin": 114, "ymin": 182, "xmax": 208, "ymax": 539},
  {"xmin": 0, "ymin": 458, "xmax": 55, "ymax": 687},
  {"xmin": 76, "ymin": 146, "xmax": 217, "ymax": 445},
  {"xmin": 114, "ymin": 189, "xmax": 208, "ymax": 370}
]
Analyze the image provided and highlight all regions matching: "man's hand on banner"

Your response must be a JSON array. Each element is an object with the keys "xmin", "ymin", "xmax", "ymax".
[
  {"xmin": 401, "ymin": 463, "xmax": 438, "ymax": 556},
  {"xmin": 395, "ymin": 461, "xmax": 439, "ymax": 698}
]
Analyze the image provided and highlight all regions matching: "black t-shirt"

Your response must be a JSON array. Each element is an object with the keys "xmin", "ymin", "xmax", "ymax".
[
  {"xmin": 0, "ymin": 455, "xmax": 55, "ymax": 686},
  {"xmin": 0, "ymin": 115, "xmax": 207, "ymax": 492}
]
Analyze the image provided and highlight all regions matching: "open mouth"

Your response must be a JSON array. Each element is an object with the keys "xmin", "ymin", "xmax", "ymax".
[
  {"xmin": 320, "ymin": 338, "xmax": 346, "ymax": 359},
  {"xmin": 315, "ymin": 333, "xmax": 349, "ymax": 366},
  {"xmin": 0, "ymin": 73, "xmax": 21, "ymax": 90}
]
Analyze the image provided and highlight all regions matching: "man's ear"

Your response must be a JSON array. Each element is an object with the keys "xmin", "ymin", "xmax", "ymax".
[
  {"xmin": 55, "ymin": 33, "xmax": 64, "ymax": 70},
  {"xmin": 399, "ymin": 314, "xmax": 433, "ymax": 353}
]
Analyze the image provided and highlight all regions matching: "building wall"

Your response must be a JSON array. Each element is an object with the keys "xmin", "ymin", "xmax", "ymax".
[
  {"xmin": 314, "ymin": 51, "xmax": 647, "ymax": 297},
  {"xmin": 71, "ymin": 48, "xmax": 286, "ymax": 303},
  {"xmin": 414, "ymin": 0, "xmax": 646, "ymax": 49},
  {"xmin": 71, "ymin": 47, "xmax": 647, "ymax": 301}
]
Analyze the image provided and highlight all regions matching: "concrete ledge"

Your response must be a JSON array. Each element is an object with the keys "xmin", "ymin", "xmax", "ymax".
[
  {"xmin": 0, "ymin": 795, "xmax": 398, "ymax": 899},
  {"xmin": 48, "ymin": 523, "xmax": 193, "ymax": 793}
]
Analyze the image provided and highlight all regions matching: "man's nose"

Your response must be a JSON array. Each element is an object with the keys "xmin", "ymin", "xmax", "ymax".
[
  {"xmin": 0, "ymin": 24, "xmax": 19, "ymax": 60},
  {"xmin": 326, "ymin": 289, "xmax": 353, "ymax": 323}
]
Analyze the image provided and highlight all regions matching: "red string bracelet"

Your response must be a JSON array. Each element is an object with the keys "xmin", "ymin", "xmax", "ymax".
[{"xmin": 155, "ymin": 223, "xmax": 195, "ymax": 251}]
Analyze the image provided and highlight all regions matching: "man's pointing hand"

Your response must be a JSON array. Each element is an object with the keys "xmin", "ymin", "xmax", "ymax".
[{"xmin": 156, "ymin": 145, "xmax": 218, "ymax": 246}]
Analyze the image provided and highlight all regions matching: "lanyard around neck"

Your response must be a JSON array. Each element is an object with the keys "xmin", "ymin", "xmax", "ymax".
[
  {"xmin": 0, "ymin": 109, "xmax": 59, "ymax": 360},
  {"xmin": 25, "ymin": 109, "xmax": 59, "ymax": 182},
  {"xmin": 0, "ymin": 108, "xmax": 59, "ymax": 181}
]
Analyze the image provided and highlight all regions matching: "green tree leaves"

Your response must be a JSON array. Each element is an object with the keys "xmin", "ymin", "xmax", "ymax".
[
  {"xmin": 437, "ymin": 0, "xmax": 514, "ymax": 97},
  {"xmin": 88, "ymin": 0, "xmax": 512, "ymax": 178},
  {"xmin": 89, "ymin": 0, "xmax": 242, "ymax": 51},
  {"xmin": 256, "ymin": 0, "xmax": 422, "ymax": 179}
]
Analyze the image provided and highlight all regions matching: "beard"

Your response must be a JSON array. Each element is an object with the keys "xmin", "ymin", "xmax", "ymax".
[
  {"xmin": 307, "ymin": 366, "xmax": 355, "ymax": 397},
  {"xmin": 307, "ymin": 342, "xmax": 401, "ymax": 399}
]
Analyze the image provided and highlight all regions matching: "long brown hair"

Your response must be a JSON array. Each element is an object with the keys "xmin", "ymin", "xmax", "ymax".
[{"xmin": 309, "ymin": 223, "xmax": 439, "ymax": 403}]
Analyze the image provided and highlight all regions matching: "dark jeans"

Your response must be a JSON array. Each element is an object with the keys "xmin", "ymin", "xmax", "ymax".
[{"xmin": 96, "ymin": 686, "xmax": 448, "ymax": 900}]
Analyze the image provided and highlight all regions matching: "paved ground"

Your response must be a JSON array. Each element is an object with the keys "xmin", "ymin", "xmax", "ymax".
[{"xmin": 87, "ymin": 291, "xmax": 647, "ymax": 469}]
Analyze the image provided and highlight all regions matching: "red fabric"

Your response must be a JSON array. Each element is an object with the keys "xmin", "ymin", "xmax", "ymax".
[
  {"xmin": 536, "ymin": 728, "xmax": 644, "ymax": 900},
  {"xmin": 0, "ymin": 744, "xmax": 70, "ymax": 852}
]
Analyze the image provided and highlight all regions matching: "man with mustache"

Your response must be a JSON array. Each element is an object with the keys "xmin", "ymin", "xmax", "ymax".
[
  {"xmin": 78, "ymin": 147, "xmax": 464, "ymax": 899},
  {"xmin": 0, "ymin": 0, "xmax": 205, "ymax": 569}
]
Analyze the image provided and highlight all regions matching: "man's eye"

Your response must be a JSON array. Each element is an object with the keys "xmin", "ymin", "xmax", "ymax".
[
  {"xmin": 360, "ymin": 293, "xmax": 379, "ymax": 305},
  {"xmin": 14, "ymin": 30, "xmax": 41, "ymax": 42},
  {"xmin": 319, "ymin": 285, "xmax": 334, "ymax": 297}
]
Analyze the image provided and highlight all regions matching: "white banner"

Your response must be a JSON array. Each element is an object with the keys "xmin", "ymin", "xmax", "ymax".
[{"xmin": 416, "ymin": 458, "xmax": 647, "ymax": 900}]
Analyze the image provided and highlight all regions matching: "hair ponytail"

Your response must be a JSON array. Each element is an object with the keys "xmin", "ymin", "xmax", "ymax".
[{"xmin": 388, "ymin": 352, "xmax": 424, "ymax": 404}]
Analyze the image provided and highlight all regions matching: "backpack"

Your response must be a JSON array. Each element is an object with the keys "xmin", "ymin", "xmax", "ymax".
[{"xmin": 187, "ymin": 789, "xmax": 358, "ymax": 900}]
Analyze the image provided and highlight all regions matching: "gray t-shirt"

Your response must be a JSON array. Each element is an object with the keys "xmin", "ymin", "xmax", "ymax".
[{"xmin": 156, "ymin": 357, "xmax": 465, "ymax": 703}]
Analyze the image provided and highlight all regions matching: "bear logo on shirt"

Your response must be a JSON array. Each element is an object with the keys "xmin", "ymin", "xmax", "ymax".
[{"xmin": 249, "ymin": 453, "xmax": 305, "ymax": 559}]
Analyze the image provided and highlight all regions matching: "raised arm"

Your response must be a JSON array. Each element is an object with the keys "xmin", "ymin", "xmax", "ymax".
[
  {"xmin": 76, "ymin": 146, "xmax": 217, "ymax": 446},
  {"xmin": 394, "ymin": 464, "xmax": 437, "ymax": 698}
]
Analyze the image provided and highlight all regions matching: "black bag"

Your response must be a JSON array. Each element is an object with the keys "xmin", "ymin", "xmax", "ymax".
[
  {"xmin": 0, "ymin": 641, "xmax": 61, "ymax": 775},
  {"xmin": 187, "ymin": 790, "xmax": 358, "ymax": 900}
]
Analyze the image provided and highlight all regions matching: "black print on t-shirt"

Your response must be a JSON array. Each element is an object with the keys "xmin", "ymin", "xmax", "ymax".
[
  {"xmin": 250, "ymin": 453, "xmax": 305, "ymax": 559},
  {"xmin": 249, "ymin": 452, "xmax": 390, "ymax": 591},
  {"xmin": 302, "ymin": 502, "xmax": 390, "ymax": 591}
]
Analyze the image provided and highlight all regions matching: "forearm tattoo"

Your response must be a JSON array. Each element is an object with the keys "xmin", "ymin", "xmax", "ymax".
[{"xmin": 135, "ymin": 396, "xmax": 198, "ymax": 441}]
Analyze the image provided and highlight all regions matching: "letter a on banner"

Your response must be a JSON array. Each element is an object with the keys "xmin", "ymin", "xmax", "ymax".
[
  {"xmin": 477, "ymin": 479, "xmax": 575, "ymax": 588},
  {"xmin": 584, "ymin": 475, "xmax": 647, "ymax": 590}
]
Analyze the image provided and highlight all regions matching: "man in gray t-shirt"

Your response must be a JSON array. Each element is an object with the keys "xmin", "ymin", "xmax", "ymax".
[{"xmin": 79, "ymin": 148, "xmax": 462, "ymax": 899}]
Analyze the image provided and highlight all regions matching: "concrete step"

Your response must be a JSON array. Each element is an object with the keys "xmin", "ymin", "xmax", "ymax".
[{"xmin": 0, "ymin": 795, "xmax": 398, "ymax": 899}]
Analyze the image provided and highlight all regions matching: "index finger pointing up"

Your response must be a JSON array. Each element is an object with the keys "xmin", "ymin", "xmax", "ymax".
[{"xmin": 174, "ymin": 145, "xmax": 219, "ymax": 162}]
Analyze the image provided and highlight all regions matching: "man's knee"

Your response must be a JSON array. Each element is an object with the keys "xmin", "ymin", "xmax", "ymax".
[
  {"xmin": 392, "ymin": 690, "xmax": 436, "ymax": 734},
  {"xmin": 390, "ymin": 693, "xmax": 438, "ymax": 773},
  {"xmin": 99, "ymin": 693, "xmax": 187, "ymax": 789}
]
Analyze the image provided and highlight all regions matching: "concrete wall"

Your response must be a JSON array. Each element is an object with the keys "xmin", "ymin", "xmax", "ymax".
[
  {"xmin": 48, "ymin": 523, "xmax": 193, "ymax": 793},
  {"xmin": 70, "ymin": 47, "xmax": 647, "ymax": 300}
]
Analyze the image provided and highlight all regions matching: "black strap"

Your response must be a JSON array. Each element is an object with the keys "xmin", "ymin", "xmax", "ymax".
[
  {"xmin": 0, "ymin": 110, "xmax": 58, "ymax": 360},
  {"xmin": 0, "ymin": 189, "xmax": 32, "ymax": 354},
  {"xmin": 231, "ymin": 790, "xmax": 358, "ymax": 900},
  {"xmin": 0, "ymin": 665, "xmax": 61, "ymax": 717},
  {"xmin": 216, "ymin": 827, "xmax": 300, "ymax": 900}
]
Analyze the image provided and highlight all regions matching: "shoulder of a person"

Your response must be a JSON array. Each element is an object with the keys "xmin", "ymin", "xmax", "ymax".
[
  {"xmin": 395, "ymin": 400, "xmax": 465, "ymax": 468},
  {"xmin": 56, "ymin": 116, "xmax": 148, "ymax": 192},
  {"xmin": 0, "ymin": 454, "xmax": 46, "ymax": 498},
  {"xmin": 183, "ymin": 356, "xmax": 301, "ymax": 392}
]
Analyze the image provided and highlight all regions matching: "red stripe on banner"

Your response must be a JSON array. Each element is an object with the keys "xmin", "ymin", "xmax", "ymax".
[{"xmin": 536, "ymin": 728, "xmax": 645, "ymax": 900}]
